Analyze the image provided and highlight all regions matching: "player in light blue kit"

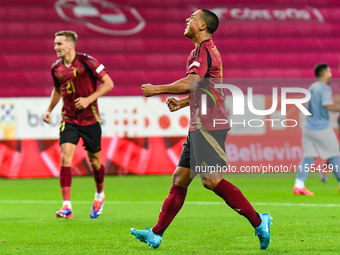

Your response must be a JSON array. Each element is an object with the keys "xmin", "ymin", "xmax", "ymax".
[{"xmin": 294, "ymin": 63, "xmax": 340, "ymax": 195}]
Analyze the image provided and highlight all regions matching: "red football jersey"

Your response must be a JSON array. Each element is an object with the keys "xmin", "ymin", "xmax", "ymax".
[
  {"xmin": 186, "ymin": 38, "xmax": 230, "ymax": 131},
  {"xmin": 51, "ymin": 53, "xmax": 108, "ymax": 126}
]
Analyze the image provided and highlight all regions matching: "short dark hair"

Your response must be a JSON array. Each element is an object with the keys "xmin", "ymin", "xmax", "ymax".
[
  {"xmin": 55, "ymin": 30, "xmax": 78, "ymax": 46},
  {"xmin": 200, "ymin": 9, "xmax": 219, "ymax": 34},
  {"xmin": 314, "ymin": 63, "xmax": 329, "ymax": 78}
]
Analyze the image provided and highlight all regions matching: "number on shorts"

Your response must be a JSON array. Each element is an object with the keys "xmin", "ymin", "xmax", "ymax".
[{"xmin": 60, "ymin": 121, "xmax": 66, "ymax": 132}]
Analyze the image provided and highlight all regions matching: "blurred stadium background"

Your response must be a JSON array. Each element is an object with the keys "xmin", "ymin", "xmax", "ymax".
[{"xmin": 1, "ymin": 0, "xmax": 340, "ymax": 178}]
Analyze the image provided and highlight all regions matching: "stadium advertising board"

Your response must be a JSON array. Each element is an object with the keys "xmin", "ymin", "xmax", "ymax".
[{"xmin": 0, "ymin": 95, "xmax": 338, "ymax": 178}]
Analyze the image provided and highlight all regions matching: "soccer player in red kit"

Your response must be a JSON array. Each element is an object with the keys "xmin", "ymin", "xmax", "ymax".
[
  {"xmin": 130, "ymin": 9, "xmax": 272, "ymax": 249},
  {"xmin": 43, "ymin": 31, "xmax": 113, "ymax": 219}
]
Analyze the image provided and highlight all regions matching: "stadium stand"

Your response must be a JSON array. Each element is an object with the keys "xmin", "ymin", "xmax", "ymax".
[{"xmin": 0, "ymin": 0, "xmax": 340, "ymax": 97}]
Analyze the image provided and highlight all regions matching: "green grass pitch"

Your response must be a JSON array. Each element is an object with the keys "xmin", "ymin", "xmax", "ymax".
[{"xmin": 0, "ymin": 174, "xmax": 340, "ymax": 254}]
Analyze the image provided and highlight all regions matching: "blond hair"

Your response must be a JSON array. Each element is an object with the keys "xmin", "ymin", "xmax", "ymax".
[{"xmin": 55, "ymin": 30, "xmax": 78, "ymax": 46}]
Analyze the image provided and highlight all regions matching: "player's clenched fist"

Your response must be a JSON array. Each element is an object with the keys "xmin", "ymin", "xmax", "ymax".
[
  {"xmin": 141, "ymin": 83, "xmax": 156, "ymax": 97},
  {"xmin": 166, "ymin": 98, "xmax": 181, "ymax": 112},
  {"xmin": 43, "ymin": 111, "xmax": 51, "ymax": 124}
]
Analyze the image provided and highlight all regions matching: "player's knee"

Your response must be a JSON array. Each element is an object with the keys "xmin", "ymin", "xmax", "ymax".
[
  {"xmin": 172, "ymin": 171, "xmax": 190, "ymax": 187},
  {"xmin": 172, "ymin": 171, "xmax": 181, "ymax": 185},
  {"xmin": 60, "ymin": 153, "xmax": 72, "ymax": 166},
  {"xmin": 201, "ymin": 178, "xmax": 219, "ymax": 190},
  {"xmin": 201, "ymin": 178, "xmax": 214, "ymax": 190},
  {"xmin": 89, "ymin": 158, "xmax": 101, "ymax": 170}
]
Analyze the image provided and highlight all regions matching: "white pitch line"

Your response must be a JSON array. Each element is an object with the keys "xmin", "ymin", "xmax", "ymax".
[{"xmin": 0, "ymin": 200, "xmax": 340, "ymax": 207}]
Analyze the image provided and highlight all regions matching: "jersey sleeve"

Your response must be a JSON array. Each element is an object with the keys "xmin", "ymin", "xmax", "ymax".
[
  {"xmin": 51, "ymin": 66, "xmax": 60, "ymax": 87},
  {"xmin": 321, "ymin": 86, "xmax": 333, "ymax": 106},
  {"xmin": 85, "ymin": 55, "xmax": 108, "ymax": 80},
  {"xmin": 186, "ymin": 46, "xmax": 208, "ymax": 78}
]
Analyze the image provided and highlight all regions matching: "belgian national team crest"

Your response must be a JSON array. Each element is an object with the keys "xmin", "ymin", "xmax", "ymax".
[{"xmin": 55, "ymin": 0, "xmax": 146, "ymax": 35}]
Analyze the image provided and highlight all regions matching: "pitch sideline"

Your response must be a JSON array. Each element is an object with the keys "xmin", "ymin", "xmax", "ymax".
[{"xmin": 0, "ymin": 200, "xmax": 339, "ymax": 207}]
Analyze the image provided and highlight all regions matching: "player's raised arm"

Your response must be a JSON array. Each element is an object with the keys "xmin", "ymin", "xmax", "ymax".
[
  {"xmin": 44, "ymin": 86, "xmax": 62, "ymax": 124},
  {"xmin": 75, "ymin": 74, "xmax": 114, "ymax": 110},
  {"xmin": 166, "ymin": 96, "xmax": 189, "ymax": 112},
  {"xmin": 141, "ymin": 73, "xmax": 201, "ymax": 97}
]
